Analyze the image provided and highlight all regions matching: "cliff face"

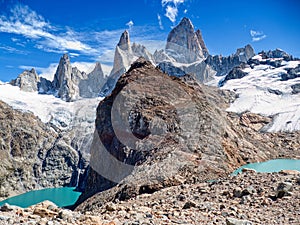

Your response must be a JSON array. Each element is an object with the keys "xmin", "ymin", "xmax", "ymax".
[
  {"xmin": 0, "ymin": 101, "xmax": 80, "ymax": 199},
  {"xmin": 75, "ymin": 58, "xmax": 300, "ymax": 210}
]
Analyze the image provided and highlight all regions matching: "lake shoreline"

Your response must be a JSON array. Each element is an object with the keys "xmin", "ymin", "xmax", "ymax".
[{"xmin": 1, "ymin": 169, "xmax": 299, "ymax": 224}]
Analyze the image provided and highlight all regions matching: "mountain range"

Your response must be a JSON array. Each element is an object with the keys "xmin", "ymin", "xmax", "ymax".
[{"xmin": 0, "ymin": 16, "xmax": 299, "ymax": 216}]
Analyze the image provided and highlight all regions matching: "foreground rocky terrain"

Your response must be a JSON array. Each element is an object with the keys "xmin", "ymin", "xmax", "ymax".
[{"xmin": 1, "ymin": 170, "xmax": 299, "ymax": 224}]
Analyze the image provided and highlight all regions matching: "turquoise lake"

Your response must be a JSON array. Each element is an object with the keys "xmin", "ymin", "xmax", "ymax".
[
  {"xmin": 232, "ymin": 158, "xmax": 300, "ymax": 175},
  {"xmin": 0, "ymin": 187, "xmax": 81, "ymax": 208}
]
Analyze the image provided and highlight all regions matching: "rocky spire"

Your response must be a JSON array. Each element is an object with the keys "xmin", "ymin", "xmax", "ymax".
[
  {"xmin": 117, "ymin": 30, "xmax": 131, "ymax": 51},
  {"xmin": 52, "ymin": 53, "xmax": 80, "ymax": 102},
  {"xmin": 195, "ymin": 29, "xmax": 209, "ymax": 58},
  {"xmin": 165, "ymin": 17, "xmax": 205, "ymax": 63}
]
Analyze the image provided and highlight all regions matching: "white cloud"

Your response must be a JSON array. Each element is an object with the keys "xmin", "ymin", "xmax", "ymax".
[
  {"xmin": 69, "ymin": 52, "xmax": 80, "ymax": 57},
  {"xmin": 0, "ymin": 4, "xmax": 96, "ymax": 55},
  {"xmin": 126, "ymin": 20, "xmax": 134, "ymax": 30},
  {"xmin": 162, "ymin": 0, "xmax": 185, "ymax": 6},
  {"xmin": 161, "ymin": 0, "xmax": 186, "ymax": 23},
  {"xmin": 165, "ymin": 5, "xmax": 178, "ymax": 23},
  {"xmin": 157, "ymin": 14, "xmax": 164, "ymax": 30},
  {"xmin": 250, "ymin": 29, "xmax": 267, "ymax": 42}
]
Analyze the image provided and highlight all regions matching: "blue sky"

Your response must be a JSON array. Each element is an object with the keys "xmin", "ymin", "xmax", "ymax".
[{"xmin": 0, "ymin": 0, "xmax": 299, "ymax": 82}]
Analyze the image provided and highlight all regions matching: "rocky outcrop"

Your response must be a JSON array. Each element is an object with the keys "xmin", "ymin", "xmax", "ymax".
[
  {"xmin": 10, "ymin": 68, "xmax": 39, "ymax": 92},
  {"xmin": 281, "ymin": 64, "xmax": 300, "ymax": 81},
  {"xmin": 291, "ymin": 83, "xmax": 300, "ymax": 94},
  {"xmin": 166, "ymin": 17, "xmax": 205, "ymax": 63},
  {"xmin": 264, "ymin": 48, "xmax": 293, "ymax": 61},
  {"xmin": 0, "ymin": 200, "xmax": 118, "ymax": 224},
  {"xmin": 0, "ymin": 101, "xmax": 80, "ymax": 199},
  {"xmin": 235, "ymin": 44, "xmax": 255, "ymax": 63},
  {"xmin": 219, "ymin": 64, "xmax": 249, "ymax": 87},
  {"xmin": 75, "ymin": 58, "xmax": 300, "ymax": 211}
]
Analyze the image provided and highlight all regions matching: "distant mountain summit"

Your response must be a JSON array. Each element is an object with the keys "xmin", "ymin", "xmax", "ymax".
[{"xmin": 166, "ymin": 17, "xmax": 206, "ymax": 63}]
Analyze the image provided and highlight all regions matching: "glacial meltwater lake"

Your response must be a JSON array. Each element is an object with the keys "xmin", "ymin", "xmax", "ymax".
[
  {"xmin": 0, "ymin": 187, "xmax": 81, "ymax": 208},
  {"xmin": 232, "ymin": 158, "xmax": 300, "ymax": 175}
]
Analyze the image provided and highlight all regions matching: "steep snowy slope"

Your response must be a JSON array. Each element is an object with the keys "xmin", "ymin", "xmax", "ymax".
[{"xmin": 221, "ymin": 55, "xmax": 300, "ymax": 132}]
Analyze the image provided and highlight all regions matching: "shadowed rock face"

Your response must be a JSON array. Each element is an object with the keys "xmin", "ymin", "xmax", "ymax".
[{"xmin": 75, "ymin": 58, "xmax": 300, "ymax": 211}]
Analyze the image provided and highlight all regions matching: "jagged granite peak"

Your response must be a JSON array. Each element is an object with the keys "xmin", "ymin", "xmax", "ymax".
[
  {"xmin": 235, "ymin": 44, "xmax": 255, "ymax": 62},
  {"xmin": 117, "ymin": 30, "xmax": 131, "ymax": 51},
  {"xmin": 10, "ymin": 68, "xmax": 39, "ymax": 92},
  {"xmin": 79, "ymin": 62, "xmax": 106, "ymax": 98},
  {"xmin": 52, "ymin": 53, "xmax": 73, "ymax": 99},
  {"xmin": 131, "ymin": 42, "xmax": 154, "ymax": 63},
  {"xmin": 166, "ymin": 17, "xmax": 205, "ymax": 63},
  {"xmin": 195, "ymin": 29, "xmax": 209, "ymax": 58}
]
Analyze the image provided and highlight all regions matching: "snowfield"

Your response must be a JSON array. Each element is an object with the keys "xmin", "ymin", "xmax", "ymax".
[
  {"xmin": 0, "ymin": 84, "xmax": 102, "ymax": 130},
  {"xmin": 221, "ymin": 59, "xmax": 300, "ymax": 132}
]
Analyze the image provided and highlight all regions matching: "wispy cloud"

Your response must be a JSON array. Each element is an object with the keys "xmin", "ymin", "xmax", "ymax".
[
  {"xmin": 157, "ymin": 14, "xmax": 164, "ymax": 30},
  {"xmin": 250, "ymin": 29, "xmax": 267, "ymax": 42},
  {"xmin": 0, "ymin": 44, "xmax": 26, "ymax": 54},
  {"xmin": 162, "ymin": 0, "xmax": 185, "ymax": 5},
  {"xmin": 126, "ymin": 20, "xmax": 134, "ymax": 30},
  {"xmin": 165, "ymin": 5, "xmax": 178, "ymax": 23},
  {"xmin": 0, "ymin": 4, "xmax": 96, "ymax": 55},
  {"xmin": 161, "ymin": 0, "xmax": 186, "ymax": 23}
]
